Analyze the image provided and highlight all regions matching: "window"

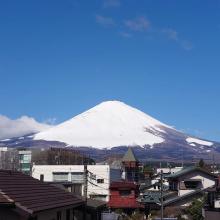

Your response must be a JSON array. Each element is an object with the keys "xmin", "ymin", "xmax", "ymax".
[
  {"xmin": 97, "ymin": 179, "xmax": 104, "ymax": 184},
  {"xmin": 184, "ymin": 180, "xmax": 201, "ymax": 189},
  {"xmin": 40, "ymin": 174, "xmax": 44, "ymax": 181},
  {"xmin": 21, "ymin": 163, "xmax": 30, "ymax": 170},
  {"xmin": 119, "ymin": 190, "xmax": 131, "ymax": 197},
  {"xmin": 71, "ymin": 172, "xmax": 84, "ymax": 183},
  {"xmin": 53, "ymin": 172, "xmax": 68, "ymax": 182}
]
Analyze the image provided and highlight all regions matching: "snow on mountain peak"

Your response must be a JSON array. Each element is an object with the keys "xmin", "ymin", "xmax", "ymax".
[{"xmin": 34, "ymin": 100, "xmax": 170, "ymax": 148}]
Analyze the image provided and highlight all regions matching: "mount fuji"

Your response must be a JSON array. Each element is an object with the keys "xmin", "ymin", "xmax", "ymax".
[
  {"xmin": 1, "ymin": 101, "xmax": 220, "ymax": 161},
  {"xmin": 34, "ymin": 101, "xmax": 171, "ymax": 148}
]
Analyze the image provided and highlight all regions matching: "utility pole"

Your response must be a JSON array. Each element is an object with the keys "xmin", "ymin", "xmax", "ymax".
[
  {"xmin": 83, "ymin": 163, "xmax": 88, "ymax": 220},
  {"xmin": 160, "ymin": 170, "xmax": 163, "ymax": 220},
  {"xmin": 84, "ymin": 164, "xmax": 88, "ymax": 200}
]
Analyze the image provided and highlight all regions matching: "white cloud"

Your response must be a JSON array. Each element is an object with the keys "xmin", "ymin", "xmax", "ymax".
[
  {"xmin": 124, "ymin": 16, "xmax": 150, "ymax": 32},
  {"xmin": 43, "ymin": 117, "xmax": 57, "ymax": 125},
  {"xmin": 95, "ymin": 14, "xmax": 115, "ymax": 27},
  {"xmin": 162, "ymin": 28, "xmax": 193, "ymax": 51},
  {"xmin": 0, "ymin": 115, "xmax": 53, "ymax": 140},
  {"xmin": 103, "ymin": 0, "xmax": 121, "ymax": 8}
]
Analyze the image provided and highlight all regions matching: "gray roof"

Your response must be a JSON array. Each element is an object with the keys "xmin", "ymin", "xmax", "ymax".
[
  {"xmin": 166, "ymin": 166, "xmax": 217, "ymax": 179},
  {"xmin": 122, "ymin": 148, "xmax": 138, "ymax": 162},
  {"xmin": 86, "ymin": 198, "xmax": 106, "ymax": 209},
  {"xmin": 163, "ymin": 189, "xmax": 205, "ymax": 206}
]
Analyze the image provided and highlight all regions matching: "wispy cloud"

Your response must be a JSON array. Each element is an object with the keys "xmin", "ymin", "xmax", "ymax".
[
  {"xmin": 119, "ymin": 31, "xmax": 132, "ymax": 38},
  {"xmin": 95, "ymin": 13, "xmax": 193, "ymax": 50},
  {"xmin": 181, "ymin": 40, "xmax": 193, "ymax": 51},
  {"xmin": 43, "ymin": 117, "xmax": 57, "ymax": 125},
  {"xmin": 162, "ymin": 28, "xmax": 178, "ymax": 41},
  {"xmin": 0, "ymin": 115, "xmax": 53, "ymax": 140},
  {"xmin": 124, "ymin": 16, "xmax": 150, "ymax": 32},
  {"xmin": 103, "ymin": 0, "xmax": 121, "ymax": 8},
  {"xmin": 162, "ymin": 28, "xmax": 193, "ymax": 50},
  {"xmin": 95, "ymin": 14, "xmax": 115, "ymax": 27}
]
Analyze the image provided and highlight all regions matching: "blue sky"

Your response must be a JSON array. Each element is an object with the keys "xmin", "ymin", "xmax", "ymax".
[{"xmin": 0, "ymin": 0, "xmax": 220, "ymax": 141}]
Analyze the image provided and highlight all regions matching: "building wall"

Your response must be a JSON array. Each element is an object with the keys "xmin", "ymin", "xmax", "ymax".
[
  {"xmin": 36, "ymin": 207, "xmax": 83, "ymax": 220},
  {"xmin": 204, "ymin": 210, "xmax": 220, "ymax": 220},
  {"xmin": 0, "ymin": 208, "xmax": 21, "ymax": 220},
  {"xmin": 178, "ymin": 172, "xmax": 215, "ymax": 196},
  {"xmin": 108, "ymin": 189, "xmax": 139, "ymax": 208},
  {"xmin": 32, "ymin": 165, "xmax": 112, "ymax": 201}
]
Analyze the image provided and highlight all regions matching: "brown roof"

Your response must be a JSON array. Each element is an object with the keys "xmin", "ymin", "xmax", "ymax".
[
  {"xmin": 0, "ymin": 192, "xmax": 14, "ymax": 207},
  {"xmin": 0, "ymin": 170, "xmax": 84, "ymax": 214}
]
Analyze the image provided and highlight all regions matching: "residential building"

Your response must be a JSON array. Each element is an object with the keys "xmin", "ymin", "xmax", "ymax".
[
  {"xmin": 121, "ymin": 148, "xmax": 139, "ymax": 182},
  {"xmin": 0, "ymin": 169, "xmax": 85, "ymax": 220},
  {"xmin": 32, "ymin": 165, "xmax": 121, "ymax": 202},
  {"xmin": 139, "ymin": 166, "xmax": 217, "ymax": 210},
  {"xmin": 0, "ymin": 147, "xmax": 8, "ymax": 169},
  {"xmin": 167, "ymin": 166, "xmax": 216, "ymax": 197},
  {"xmin": 0, "ymin": 147, "xmax": 18, "ymax": 170},
  {"xmin": 203, "ymin": 176, "xmax": 220, "ymax": 220},
  {"xmin": 18, "ymin": 150, "xmax": 32, "ymax": 174},
  {"xmin": 108, "ymin": 181, "xmax": 143, "ymax": 212}
]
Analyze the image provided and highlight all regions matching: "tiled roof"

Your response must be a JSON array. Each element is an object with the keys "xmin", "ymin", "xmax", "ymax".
[
  {"xmin": 86, "ymin": 198, "xmax": 106, "ymax": 209},
  {"xmin": 139, "ymin": 191, "xmax": 177, "ymax": 204},
  {"xmin": 0, "ymin": 192, "xmax": 14, "ymax": 207},
  {"xmin": 166, "ymin": 166, "xmax": 217, "ymax": 179},
  {"xmin": 163, "ymin": 189, "xmax": 205, "ymax": 206},
  {"xmin": 0, "ymin": 170, "xmax": 84, "ymax": 214},
  {"xmin": 110, "ymin": 181, "xmax": 137, "ymax": 189},
  {"xmin": 122, "ymin": 148, "xmax": 138, "ymax": 162}
]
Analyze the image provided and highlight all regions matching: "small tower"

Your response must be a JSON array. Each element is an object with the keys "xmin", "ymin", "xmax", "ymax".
[{"xmin": 122, "ymin": 148, "xmax": 139, "ymax": 183}]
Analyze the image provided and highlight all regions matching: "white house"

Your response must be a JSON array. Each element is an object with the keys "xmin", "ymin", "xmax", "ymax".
[
  {"xmin": 32, "ymin": 165, "xmax": 121, "ymax": 202},
  {"xmin": 166, "ymin": 166, "xmax": 217, "ymax": 197}
]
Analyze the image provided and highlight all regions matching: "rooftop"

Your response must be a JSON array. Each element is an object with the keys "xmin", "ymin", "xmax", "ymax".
[
  {"xmin": 166, "ymin": 166, "xmax": 217, "ymax": 179},
  {"xmin": 122, "ymin": 148, "xmax": 138, "ymax": 162},
  {"xmin": 110, "ymin": 181, "xmax": 138, "ymax": 189},
  {"xmin": 0, "ymin": 170, "xmax": 84, "ymax": 214}
]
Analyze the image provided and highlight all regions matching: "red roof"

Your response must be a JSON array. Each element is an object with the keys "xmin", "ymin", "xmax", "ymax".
[
  {"xmin": 110, "ymin": 181, "xmax": 137, "ymax": 189},
  {"xmin": 0, "ymin": 170, "xmax": 84, "ymax": 214}
]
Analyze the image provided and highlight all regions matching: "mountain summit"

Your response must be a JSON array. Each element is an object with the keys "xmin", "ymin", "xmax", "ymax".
[
  {"xmin": 1, "ymin": 100, "xmax": 220, "ymax": 161},
  {"xmin": 34, "ymin": 100, "xmax": 171, "ymax": 148},
  {"xmin": 34, "ymin": 100, "xmax": 214, "ymax": 151}
]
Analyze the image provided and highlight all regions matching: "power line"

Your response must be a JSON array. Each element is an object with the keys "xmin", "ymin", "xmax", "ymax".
[{"xmin": 87, "ymin": 179, "xmax": 109, "ymax": 190}]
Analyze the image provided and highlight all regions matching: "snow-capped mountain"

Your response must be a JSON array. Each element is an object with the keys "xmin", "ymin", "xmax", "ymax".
[
  {"xmin": 1, "ymin": 100, "xmax": 220, "ymax": 161},
  {"xmin": 34, "ymin": 101, "xmax": 171, "ymax": 148},
  {"xmin": 34, "ymin": 100, "xmax": 215, "ymax": 149}
]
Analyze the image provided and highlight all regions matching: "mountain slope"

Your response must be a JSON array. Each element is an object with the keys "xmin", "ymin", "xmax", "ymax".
[
  {"xmin": 34, "ymin": 101, "xmax": 216, "ymax": 152},
  {"xmin": 2, "ymin": 100, "xmax": 219, "ymax": 162},
  {"xmin": 34, "ymin": 101, "xmax": 172, "ymax": 148}
]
